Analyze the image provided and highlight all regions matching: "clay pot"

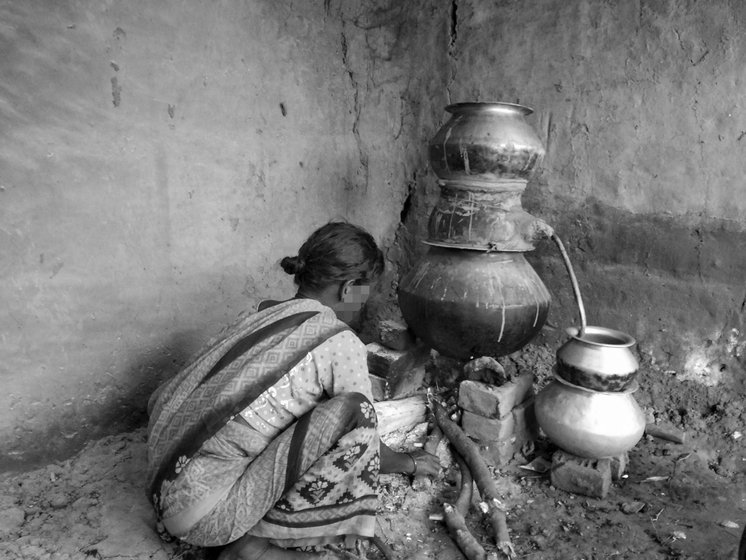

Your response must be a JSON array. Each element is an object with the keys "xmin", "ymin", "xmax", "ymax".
[
  {"xmin": 535, "ymin": 376, "xmax": 646, "ymax": 458},
  {"xmin": 428, "ymin": 102, "xmax": 546, "ymax": 182},
  {"xmin": 397, "ymin": 246, "xmax": 551, "ymax": 360},
  {"xmin": 427, "ymin": 181, "xmax": 551, "ymax": 251},
  {"xmin": 556, "ymin": 326, "xmax": 639, "ymax": 392}
]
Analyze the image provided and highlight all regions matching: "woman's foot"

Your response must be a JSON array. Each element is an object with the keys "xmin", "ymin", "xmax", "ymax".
[{"xmin": 217, "ymin": 535, "xmax": 334, "ymax": 560}]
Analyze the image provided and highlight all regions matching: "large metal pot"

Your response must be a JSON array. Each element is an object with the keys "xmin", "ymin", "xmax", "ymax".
[
  {"xmin": 556, "ymin": 326, "xmax": 639, "ymax": 392},
  {"xmin": 535, "ymin": 376, "xmax": 646, "ymax": 458},
  {"xmin": 426, "ymin": 181, "xmax": 547, "ymax": 251},
  {"xmin": 397, "ymin": 246, "xmax": 551, "ymax": 360},
  {"xmin": 428, "ymin": 102, "xmax": 546, "ymax": 182}
]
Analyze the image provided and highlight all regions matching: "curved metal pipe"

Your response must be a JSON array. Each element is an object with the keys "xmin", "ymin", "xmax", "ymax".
[{"xmin": 551, "ymin": 233, "xmax": 587, "ymax": 337}]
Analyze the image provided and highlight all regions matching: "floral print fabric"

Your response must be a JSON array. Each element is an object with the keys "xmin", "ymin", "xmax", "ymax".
[
  {"xmin": 147, "ymin": 299, "xmax": 378, "ymax": 549},
  {"xmin": 238, "ymin": 330, "xmax": 373, "ymax": 438}
]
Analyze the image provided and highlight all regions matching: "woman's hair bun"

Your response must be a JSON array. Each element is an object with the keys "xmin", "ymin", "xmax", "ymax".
[{"xmin": 280, "ymin": 255, "xmax": 304, "ymax": 275}]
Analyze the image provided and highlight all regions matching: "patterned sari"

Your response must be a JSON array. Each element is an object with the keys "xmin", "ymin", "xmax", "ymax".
[{"xmin": 146, "ymin": 299, "xmax": 379, "ymax": 548}]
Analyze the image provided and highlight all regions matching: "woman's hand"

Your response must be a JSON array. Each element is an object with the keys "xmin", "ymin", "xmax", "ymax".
[
  {"xmin": 407, "ymin": 448, "xmax": 441, "ymax": 477},
  {"xmin": 379, "ymin": 442, "xmax": 440, "ymax": 477}
]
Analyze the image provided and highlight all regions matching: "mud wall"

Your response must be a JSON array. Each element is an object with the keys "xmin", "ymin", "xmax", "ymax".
[
  {"xmin": 0, "ymin": 0, "xmax": 449, "ymax": 470},
  {"xmin": 410, "ymin": 0, "xmax": 746, "ymax": 391},
  {"xmin": 4, "ymin": 0, "xmax": 745, "ymax": 471}
]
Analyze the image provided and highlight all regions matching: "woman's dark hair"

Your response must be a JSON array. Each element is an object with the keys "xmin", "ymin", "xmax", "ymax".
[{"xmin": 281, "ymin": 222, "xmax": 384, "ymax": 291}]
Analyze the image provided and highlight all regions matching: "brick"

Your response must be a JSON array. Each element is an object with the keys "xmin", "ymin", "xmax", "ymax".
[
  {"xmin": 378, "ymin": 319, "xmax": 415, "ymax": 351},
  {"xmin": 550, "ymin": 450, "xmax": 611, "ymax": 499},
  {"xmin": 609, "ymin": 452, "xmax": 629, "ymax": 481},
  {"xmin": 511, "ymin": 397, "xmax": 539, "ymax": 445},
  {"xmin": 458, "ymin": 373, "xmax": 534, "ymax": 418},
  {"xmin": 366, "ymin": 342, "xmax": 428, "ymax": 376},
  {"xmin": 369, "ymin": 374, "xmax": 388, "ymax": 401},
  {"xmin": 477, "ymin": 439, "xmax": 515, "ymax": 467},
  {"xmin": 367, "ymin": 343, "xmax": 429, "ymax": 401},
  {"xmin": 461, "ymin": 410, "xmax": 515, "ymax": 442},
  {"xmin": 366, "ymin": 343, "xmax": 408, "ymax": 378},
  {"xmin": 463, "ymin": 356, "xmax": 507, "ymax": 384}
]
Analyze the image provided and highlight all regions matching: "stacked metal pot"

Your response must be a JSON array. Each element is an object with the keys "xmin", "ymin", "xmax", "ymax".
[
  {"xmin": 535, "ymin": 326, "xmax": 646, "ymax": 458},
  {"xmin": 397, "ymin": 102, "xmax": 646, "ymax": 460},
  {"xmin": 398, "ymin": 102, "xmax": 553, "ymax": 360}
]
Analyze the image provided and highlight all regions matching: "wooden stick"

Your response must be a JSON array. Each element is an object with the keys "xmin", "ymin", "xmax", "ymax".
[
  {"xmin": 371, "ymin": 535, "xmax": 395, "ymax": 560},
  {"xmin": 433, "ymin": 400, "xmax": 515, "ymax": 559},
  {"xmin": 645, "ymin": 423, "xmax": 687, "ymax": 444},
  {"xmin": 480, "ymin": 499, "xmax": 512, "ymax": 560},
  {"xmin": 325, "ymin": 544, "xmax": 359, "ymax": 560},
  {"xmin": 432, "ymin": 401, "xmax": 499, "ymax": 500},
  {"xmin": 454, "ymin": 451, "xmax": 474, "ymax": 516},
  {"xmin": 374, "ymin": 395, "xmax": 427, "ymax": 435},
  {"xmin": 443, "ymin": 503, "xmax": 487, "ymax": 560}
]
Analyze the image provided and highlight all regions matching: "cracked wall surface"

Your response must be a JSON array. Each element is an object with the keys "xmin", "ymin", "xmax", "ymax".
[
  {"xmin": 2, "ymin": 0, "xmax": 745, "ymax": 470},
  {"xmin": 430, "ymin": 0, "xmax": 746, "ymax": 394},
  {"xmin": 0, "ymin": 0, "xmax": 449, "ymax": 469}
]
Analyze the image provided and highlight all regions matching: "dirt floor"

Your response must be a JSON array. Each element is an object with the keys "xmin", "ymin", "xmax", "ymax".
[{"xmin": 1, "ymin": 346, "xmax": 744, "ymax": 560}]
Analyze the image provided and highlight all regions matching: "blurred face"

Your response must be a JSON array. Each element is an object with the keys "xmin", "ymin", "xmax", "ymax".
[{"xmin": 335, "ymin": 283, "xmax": 372, "ymax": 326}]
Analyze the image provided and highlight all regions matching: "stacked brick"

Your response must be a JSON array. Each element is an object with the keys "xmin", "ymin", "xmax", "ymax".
[
  {"xmin": 365, "ymin": 320, "xmax": 427, "ymax": 401},
  {"xmin": 457, "ymin": 373, "xmax": 538, "ymax": 467}
]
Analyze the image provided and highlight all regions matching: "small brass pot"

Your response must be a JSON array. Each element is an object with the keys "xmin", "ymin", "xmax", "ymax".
[{"xmin": 556, "ymin": 326, "xmax": 639, "ymax": 392}]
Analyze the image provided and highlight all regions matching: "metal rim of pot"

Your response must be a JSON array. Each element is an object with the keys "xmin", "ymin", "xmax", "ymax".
[
  {"xmin": 565, "ymin": 325, "xmax": 636, "ymax": 347},
  {"xmin": 444, "ymin": 101, "xmax": 535, "ymax": 116}
]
